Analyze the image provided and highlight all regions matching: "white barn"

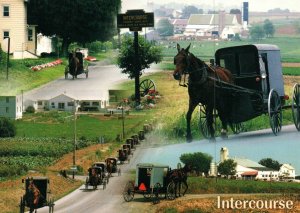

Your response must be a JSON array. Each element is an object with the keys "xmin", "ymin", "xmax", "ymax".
[{"xmin": 184, "ymin": 13, "xmax": 242, "ymax": 39}]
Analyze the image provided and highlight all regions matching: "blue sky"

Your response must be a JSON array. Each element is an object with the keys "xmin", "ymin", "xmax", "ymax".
[{"xmin": 122, "ymin": 0, "xmax": 300, "ymax": 12}]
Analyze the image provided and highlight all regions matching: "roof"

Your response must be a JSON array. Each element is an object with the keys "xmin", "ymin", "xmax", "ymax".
[
  {"xmin": 172, "ymin": 19, "xmax": 188, "ymax": 25},
  {"xmin": 232, "ymin": 157, "xmax": 265, "ymax": 168},
  {"xmin": 281, "ymin": 164, "xmax": 295, "ymax": 170},
  {"xmin": 241, "ymin": 171, "xmax": 258, "ymax": 176},
  {"xmin": 187, "ymin": 14, "xmax": 237, "ymax": 26},
  {"xmin": 254, "ymin": 44, "xmax": 280, "ymax": 51},
  {"xmin": 49, "ymin": 93, "xmax": 76, "ymax": 101}
]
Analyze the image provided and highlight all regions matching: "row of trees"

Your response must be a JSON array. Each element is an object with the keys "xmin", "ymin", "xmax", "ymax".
[
  {"xmin": 180, "ymin": 152, "xmax": 281, "ymax": 177},
  {"xmin": 27, "ymin": 0, "xmax": 121, "ymax": 56},
  {"xmin": 250, "ymin": 19, "xmax": 275, "ymax": 40}
]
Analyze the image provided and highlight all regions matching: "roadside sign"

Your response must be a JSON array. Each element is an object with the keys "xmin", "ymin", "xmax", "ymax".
[{"xmin": 117, "ymin": 10, "xmax": 154, "ymax": 32}]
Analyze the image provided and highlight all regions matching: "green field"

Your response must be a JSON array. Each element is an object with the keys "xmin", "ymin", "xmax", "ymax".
[
  {"xmin": 160, "ymin": 36, "xmax": 300, "ymax": 63},
  {"xmin": 187, "ymin": 177, "xmax": 300, "ymax": 194}
]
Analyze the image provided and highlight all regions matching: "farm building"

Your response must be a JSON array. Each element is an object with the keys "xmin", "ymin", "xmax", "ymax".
[
  {"xmin": 171, "ymin": 19, "xmax": 188, "ymax": 34},
  {"xmin": 218, "ymin": 147, "xmax": 283, "ymax": 181},
  {"xmin": 0, "ymin": 95, "xmax": 23, "ymax": 119},
  {"xmin": 184, "ymin": 12, "xmax": 243, "ymax": 39},
  {"xmin": 279, "ymin": 164, "xmax": 296, "ymax": 180}
]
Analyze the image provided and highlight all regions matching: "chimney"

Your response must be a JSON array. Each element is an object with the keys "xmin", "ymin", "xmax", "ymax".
[{"xmin": 220, "ymin": 147, "xmax": 229, "ymax": 162}]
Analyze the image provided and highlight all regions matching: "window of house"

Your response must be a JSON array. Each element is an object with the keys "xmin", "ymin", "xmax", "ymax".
[
  {"xmin": 28, "ymin": 28, "xmax": 33, "ymax": 41},
  {"xmin": 67, "ymin": 102, "xmax": 74, "ymax": 107},
  {"xmin": 3, "ymin": 6, "xmax": 9, "ymax": 17},
  {"xmin": 51, "ymin": 102, "xmax": 55, "ymax": 108},
  {"xmin": 92, "ymin": 102, "xmax": 99, "ymax": 106},
  {"xmin": 3, "ymin": 31, "xmax": 9, "ymax": 39},
  {"xmin": 6, "ymin": 97, "xmax": 9, "ymax": 103},
  {"xmin": 6, "ymin": 107, "xmax": 9, "ymax": 113},
  {"xmin": 38, "ymin": 101, "xmax": 43, "ymax": 106},
  {"xmin": 58, "ymin": 103, "xmax": 65, "ymax": 110}
]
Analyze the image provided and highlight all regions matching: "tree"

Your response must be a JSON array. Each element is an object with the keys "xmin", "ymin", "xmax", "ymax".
[
  {"xmin": 263, "ymin": 19, "xmax": 275, "ymax": 37},
  {"xmin": 156, "ymin": 19, "xmax": 174, "ymax": 36},
  {"xmin": 180, "ymin": 152, "xmax": 213, "ymax": 175},
  {"xmin": 28, "ymin": 0, "xmax": 121, "ymax": 55},
  {"xmin": 0, "ymin": 117, "xmax": 16, "ymax": 137},
  {"xmin": 218, "ymin": 159, "xmax": 237, "ymax": 178},
  {"xmin": 249, "ymin": 25, "xmax": 265, "ymax": 41},
  {"xmin": 182, "ymin": 6, "xmax": 202, "ymax": 18},
  {"xmin": 230, "ymin": 9, "xmax": 241, "ymax": 14},
  {"xmin": 259, "ymin": 158, "xmax": 281, "ymax": 170}
]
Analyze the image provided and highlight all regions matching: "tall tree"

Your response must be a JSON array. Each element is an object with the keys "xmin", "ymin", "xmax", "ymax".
[
  {"xmin": 182, "ymin": 6, "xmax": 202, "ymax": 18},
  {"xmin": 218, "ymin": 159, "xmax": 237, "ymax": 178},
  {"xmin": 28, "ymin": 0, "xmax": 121, "ymax": 55},
  {"xmin": 250, "ymin": 25, "xmax": 265, "ymax": 41},
  {"xmin": 263, "ymin": 19, "xmax": 275, "ymax": 37},
  {"xmin": 156, "ymin": 19, "xmax": 174, "ymax": 36},
  {"xmin": 180, "ymin": 152, "xmax": 212, "ymax": 176},
  {"xmin": 259, "ymin": 158, "xmax": 281, "ymax": 170}
]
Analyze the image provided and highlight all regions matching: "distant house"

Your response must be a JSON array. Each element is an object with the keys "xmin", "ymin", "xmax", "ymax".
[
  {"xmin": 279, "ymin": 164, "xmax": 296, "ymax": 180},
  {"xmin": 0, "ymin": 95, "xmax": 22, "ymax": 119},
  {"xmin": 48, "ymin": 94, "xmax": 78, "ymax": 112},
  {"xmin": 0, "ymin": 0, "xmax": 37, "ymax": 58},
  {"xmin": 184, "ymin": 12, "xmax": 242, "ymax": 39},
  {"xmin": 172, "ymin": 10, "xmax": 182, "ymax": 19},
  {"xmin": 171, "ymin": 19, "xmax": 188, "ymax": 34}
]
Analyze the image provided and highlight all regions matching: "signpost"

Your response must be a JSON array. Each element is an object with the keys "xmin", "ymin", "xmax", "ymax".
[{"xmin": 117, "ymin": 10, "xmax": 154, "ymax": 105}]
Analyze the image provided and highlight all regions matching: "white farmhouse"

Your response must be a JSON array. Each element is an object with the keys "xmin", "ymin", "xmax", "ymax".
[
  {"xmin": 0, "ymin": 95, "xmax": 22, "ymax": 119},
  {"xmin": 0, "ymin": 0, "xmax": 37, "ymax": 58},
  {"xmin": 279, "ymin": 164, "xmax": 296, "ymax": 180},
  {"xmin": 48, "ymin": 94, "xmax": 78, "ymax": 112}
]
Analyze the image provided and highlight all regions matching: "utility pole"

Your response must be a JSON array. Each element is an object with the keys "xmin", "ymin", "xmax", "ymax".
[
  {"xmin": 73, "ymin": 100, "xmax": 77, "ymax": 179},
  {"xmin": 6, "ymin": 37, "xmax": 10, "ymax": 80}
]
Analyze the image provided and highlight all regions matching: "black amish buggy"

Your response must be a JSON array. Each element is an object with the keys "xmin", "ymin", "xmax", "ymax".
[
  {"xmin": 85, "ymin": 165, "xmax": 107, "ymax": 190},
  {"xmin": 198, "ymin": 44, "xmax": 300, "ymax": 137},
  {"xmin": 105, "ymin": 157, "xmax": 121, "ymax": 176},
  {"xmin": 65, "ymin": 50, "xmax": 88, "ymax": 79},
  {"xmin": 19, "ymin": 177, "xmax": 54, "ymax": 213}
]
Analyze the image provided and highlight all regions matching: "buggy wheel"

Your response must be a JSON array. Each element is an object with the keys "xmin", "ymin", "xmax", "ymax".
[
  {"xmin": 140, "ymin": 79, "xmax": 156, "ymax": 97},
  {"xmin": 118, "ymin": 168, "xmax": 121, "ymax": 176},
  {"xmin": 230, "ymin": 123, "xmax": 244, "ymax": 134},
  {"xmin": 292, "ymin": 83, "xmax": 300, "ymax": 131},
  {"xmin": 143, "ymin": 192, "xmax": 151, "ymax": 199},
  {"xmin": 123, "ymin": 181, "xmax": 135, "ymax": 202},
  {"xmin": 198, "ymin": 105, "xmax": 210, "ymax": 139},
  {"xmin": 166, "ymin": 181, "xmax": 176, "ymax": 200},
  {"xmin": 152, "ymin": 183, "xmax": 161, "ymax": 204},
  {"xmin": 268, "ymin": 89, "xmax": 282, "ymax": 135}
]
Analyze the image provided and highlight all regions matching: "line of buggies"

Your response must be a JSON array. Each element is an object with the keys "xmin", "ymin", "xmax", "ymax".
[
  {"xmin": 117, "ymin": 131, "xmax": 145, "ymax": 164},
  {"xmin": 85, "ymin": 157, "xmax": 121, "ymax": 190}
]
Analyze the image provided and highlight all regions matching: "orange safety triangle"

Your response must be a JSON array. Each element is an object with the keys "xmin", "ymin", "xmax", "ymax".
[{"xmin": 139, "ymin": 183, "xmax": 147, "ymax": 191}]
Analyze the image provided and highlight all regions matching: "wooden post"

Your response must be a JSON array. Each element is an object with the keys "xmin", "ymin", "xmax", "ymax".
[{"xmin": 134, "ymin": 31, "xmax": 140, "ymax": 105}]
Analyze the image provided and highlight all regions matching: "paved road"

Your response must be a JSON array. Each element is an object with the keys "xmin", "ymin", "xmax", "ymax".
[{"xmin": 24, "ymin": 62, "xmax": 160, "ymax": 102}]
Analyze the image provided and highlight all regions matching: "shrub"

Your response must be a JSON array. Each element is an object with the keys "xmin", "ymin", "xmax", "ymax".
[
  {"xmin": 26, "ymin": 106, "xmax": 35, "ymax": 113},
  {"xmin": 0, "ymin": 118, "xmax": 16, "ymax": 137}
]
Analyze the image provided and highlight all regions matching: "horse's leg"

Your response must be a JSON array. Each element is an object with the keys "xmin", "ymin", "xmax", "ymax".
[
  {"xmin": 206, "ymin": 105, "xmax": 215, "ymax": 141},
  {"xmin": 182, "ymin": 180, "xmax": 188, "ymax": 196},
  {"xmin": 186, "ymin": 101, "xmax": 197, "ymax": 142},
  {"xmin": 219, "ymin": 112, "xmax": 228, "ymax": 139}
]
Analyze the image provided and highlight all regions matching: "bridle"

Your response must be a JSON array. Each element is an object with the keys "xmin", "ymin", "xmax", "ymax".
[{"xmin": 174, "ymin": 51, "xmax": 208, "ymax": 87}]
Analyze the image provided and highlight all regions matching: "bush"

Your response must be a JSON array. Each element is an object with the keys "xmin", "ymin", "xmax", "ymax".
[
  {"xmin": 26, "ymin": 106, "xmax": 35, "ymax": 113},
  {"xmin": 0, "ymin": 118, "xmax": 16, "ymax": 137}
]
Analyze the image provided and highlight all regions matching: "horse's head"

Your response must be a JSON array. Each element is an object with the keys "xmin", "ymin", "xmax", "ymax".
[{"xmin": 173, "ymin": 43, "xmax": 191, "ymax": 81}]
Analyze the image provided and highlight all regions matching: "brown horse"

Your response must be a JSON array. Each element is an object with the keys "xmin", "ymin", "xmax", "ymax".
[
  {"xmin": 173, "ymin": 44, "xmax": 234, "ymax": 141},
  {"xmin": 27, "ymin": 181, "xmax": 41, "ymax": 213},
  {"xmin": 69, "ymin": 51, "xmax": 80, "ymax": 79},
  {"xmin": 168, "ymin": 164, "xmax": 191, "ymax": 197}
]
